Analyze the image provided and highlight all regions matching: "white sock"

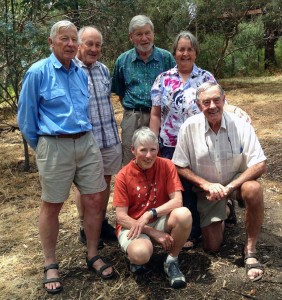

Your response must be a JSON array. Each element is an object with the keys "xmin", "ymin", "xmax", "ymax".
[{"xmin": 166, "ymin": 255, "xmax": 178, "ymax": 263}]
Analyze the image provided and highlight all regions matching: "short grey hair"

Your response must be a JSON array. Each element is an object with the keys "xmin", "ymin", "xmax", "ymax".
[
  {"xmin": 129, "ymin": 15, "xmax": 154, "ymax": 34},
  {"xmin": 196, "ymin": 82, "xmax": 224, "ymax": 102},
  {"xmin": 172, "ymin": 31, "xmax": 199, "ymax": 56},
  {"xmin": 78, "ymin": 26, "xmax": 103, "ymax": 45},
  {"xmin": 132, "ymin": 127, "xmax": 158, "ymax": 149},
  {"xmin": 49, "ymin": 20, "xmax": 77, "ymax": 41}
]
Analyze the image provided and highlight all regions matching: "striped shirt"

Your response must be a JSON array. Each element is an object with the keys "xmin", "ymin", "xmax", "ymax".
[
  {"xmin": 74, "ymin": 57, "xmax": 120, "ymax": 149},
  {"xmin": 172, "ymin": 111, "xmax": 266, "ymax": 185}
]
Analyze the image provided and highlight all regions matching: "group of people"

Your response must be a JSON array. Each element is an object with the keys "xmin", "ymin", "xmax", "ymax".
[{"xmin": 17, "ymin": 14, "xmax": 266, "ymax": 295}]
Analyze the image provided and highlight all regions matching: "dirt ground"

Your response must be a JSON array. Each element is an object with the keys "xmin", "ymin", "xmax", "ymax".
[{"xmin": 0, "ymin": 76, "xmax": 281, "ymax": 300}]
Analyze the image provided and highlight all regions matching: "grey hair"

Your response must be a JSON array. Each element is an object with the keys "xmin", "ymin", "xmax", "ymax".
[
  {"xmin": 172, "ymin": 31, "xmax": 199, "ymax": 56},
  {"xmin": 129, "ymin": 15, "xmax": 154, "ymax": 34},
  {"xmin": 49, "ymin": 20, "xmax": 77, "ymax": 42},
  {"xmin": 132, "ymin": 127, "xmax": 158, "ymax": 149},
  {"xmin": 78, "ymin": 26, "xmax": 103, "ymax": 45},
  {"xmin": 196, "ymin": 82, "xmax": 224, "ymax": 102}
]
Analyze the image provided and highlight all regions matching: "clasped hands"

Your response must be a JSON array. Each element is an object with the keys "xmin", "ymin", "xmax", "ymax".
[{"xmin": 203, "ymin": 182, "xmax": 232, "ymax": 201}]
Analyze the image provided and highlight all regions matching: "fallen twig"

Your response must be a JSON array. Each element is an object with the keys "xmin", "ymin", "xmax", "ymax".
[{"xmin": 223, "ymin": 287, "xmax": 257, "ymax": 299}]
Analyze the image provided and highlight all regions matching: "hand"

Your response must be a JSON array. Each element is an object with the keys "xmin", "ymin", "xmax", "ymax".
[
  {"xmin": 203, "ymin": 182, "xmax": 228, "ymax": 201},
  {"xmin": 150, "ymin": 230, "xmax": 174, "ymax": 252},
  {"xmin": 127, "ymin": 211, "xmax": 152, "ymax": 240},
  {"xmin": 233, "ymin": 107, "xmax": 252, "ymax": 123}
]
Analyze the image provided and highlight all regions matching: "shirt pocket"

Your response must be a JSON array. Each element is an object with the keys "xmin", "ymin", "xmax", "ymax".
[{"xmin": 41, "ymin": 88, "xmax": 66, "ymax": 101}]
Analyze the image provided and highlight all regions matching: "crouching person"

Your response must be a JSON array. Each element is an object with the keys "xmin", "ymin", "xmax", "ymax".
[{"xmin": 113, "ymin": 127, "xmax": 192, "ymax": 288}]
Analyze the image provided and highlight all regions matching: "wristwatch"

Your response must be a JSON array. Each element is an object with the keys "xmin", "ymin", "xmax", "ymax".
[
  {"xmin": 226, "ymin": 184, "xmax": 234, "ymax": 193},
  {"xmin": 149, "ymin": 208, "xmax": 158, "ymax": 218}
]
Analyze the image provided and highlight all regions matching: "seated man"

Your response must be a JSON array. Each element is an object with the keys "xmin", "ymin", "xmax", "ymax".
[
  {"xmin": 172, "ymin": 82, "xmax": 266, "ymax": 282},
  {"xmin": 113, "ymin": 127, "xmax": 192, "ymax": 289}
]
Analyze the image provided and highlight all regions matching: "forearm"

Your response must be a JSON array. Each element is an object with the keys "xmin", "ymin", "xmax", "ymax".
[
  {"xmin": 149, "ymin": 106, "xmax": 161, "ymax": 137},
  {"xmin": 227, "ymin": 161, "xmax": 266, "ymax": 190},
  {"xmin": 154, "ymin": 195, "xmax": 182, "ymax": 218},
  {"xmin": 176, "ymin": 166, "xmax": 210, "ymax": 190}
]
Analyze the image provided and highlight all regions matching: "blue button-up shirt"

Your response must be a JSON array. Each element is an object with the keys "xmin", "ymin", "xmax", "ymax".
[
  {"xmin": 112, "ymin": 46, "xmax": 175, "ymax": 108},
  {"xmin": 18, "ymin": 53, "xmax": 91, "ymax": 150}
]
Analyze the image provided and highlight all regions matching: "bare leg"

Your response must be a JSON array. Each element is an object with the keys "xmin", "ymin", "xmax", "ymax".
[
  {"xmin": 166, "ymin": 207, "xmax": 192, "ymax": 256},
  {"xmin": 82, "ymin": 192, "xmax": 113, "ymax": 276},
  {"xmin": 39, "ymin": 201, "xmax": 63, "ymax": 291},
  {"xmin": 127, "ymin": 239, "xmax": 153, "ymax": 265},
  {"xmin": 75, "ymin": 175, "xmax": 112, "ymax": 227},
  {"xmin": 239, "ymin": 180, "xmax": 264, "ymax": 280},
  {"xmin": 202, "ymin": 221, "xmax": 224, "ymax": 253}
]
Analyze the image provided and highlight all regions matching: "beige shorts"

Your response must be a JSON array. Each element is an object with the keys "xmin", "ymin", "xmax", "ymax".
[
  {"xmin": 100, "ymin": 143, "xmax": 122, "ymax": 175},
  {"xmin": 120, "ymin": 110, "xmax": 150, "ymax": 165},
  {"xmin": 36, "ymin": 132, "xmax": 106, "ymax": 203},
  {"xmin": 118, "ymin": 215, "xmax": 168, "ymax": 252},
  {"xmin": 194, "ymin": 174, "xmax": 240, "ymax": 228}
]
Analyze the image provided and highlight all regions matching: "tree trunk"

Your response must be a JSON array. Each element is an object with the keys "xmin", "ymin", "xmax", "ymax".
[
  {"xmin": 22, "ymin": 136, "xmax": 30, "ymax": 172},
  {"xmin": 264, "ymin": 26, "xmax": 277, "ymax": 70}
]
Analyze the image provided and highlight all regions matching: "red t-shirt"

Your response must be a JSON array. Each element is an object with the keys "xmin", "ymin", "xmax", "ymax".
[{"xmin": 113, "ymin": 157, "xmax": 183, "ymax": 235}]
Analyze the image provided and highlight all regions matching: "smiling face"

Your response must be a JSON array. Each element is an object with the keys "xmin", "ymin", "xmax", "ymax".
[
  {"xmin": 48, "ymin": 26, "xmax": 78, "ymax": 69},
  {"xmin": 174, "ymin": 37, "xmax": 196, "ymax": 73},
  {"xmin": 198, "ymin": 85, "xmax": 225, "ymax": 130},
  {"xmin": 132, "ymin": 141, "xmax": 158, "ymax": 170},
  {"xmin": 77, "ymin": 28, "xmax": 102, "ymax": 67},
  {"xmin": 130, "ymin": 24, "xmax": 154, "ymax": 54}
]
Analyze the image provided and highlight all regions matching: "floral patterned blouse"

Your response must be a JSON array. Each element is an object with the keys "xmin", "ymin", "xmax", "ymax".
[{"xmin": 151, "ymin": 64, "xmax": 216, "ymax": 147}]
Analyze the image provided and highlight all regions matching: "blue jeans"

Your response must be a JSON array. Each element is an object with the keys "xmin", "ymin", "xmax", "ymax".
[{"xmin": 160, "ymin": 146, "xmax": 201, "ymax": 240}]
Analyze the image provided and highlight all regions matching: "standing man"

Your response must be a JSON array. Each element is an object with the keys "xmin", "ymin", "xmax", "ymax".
[
  {"xmin": 74, "ymin": 26, "xmax": 122, "ymax": 247},
  {"xmin": 172, "ymin": 82, "xmax": 266, "ymax": 282},
  {"xmin": 17, "ymin": 20, "xmax": 114, "ymax": 295},
  {"xmin": 113, "ymin": 127, "xmax": 192, "ymax": 288},
  {"xmin": 112, "ymin": 15, "xmax": 175, "ymax": 165}
]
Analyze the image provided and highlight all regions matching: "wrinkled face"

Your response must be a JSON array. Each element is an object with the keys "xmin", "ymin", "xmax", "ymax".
[
  {"xmin": 130, "ymin": 24, "xmax": 154, "ymax": 53},
  {"xmin": 174, "ymin": 37, "xmax": 196, "ymax": 71},
  {"xmin": 198, "ymin": 85, "xmax": 225, "ymax": 125},
  {"xmin": 132, "ymin": 141, "xmax": 158, "ymax": 170},
  {"xmin": 77, "ymin": 28, "xmax": 102, "ymax": 67},
  {"xmin": 49, "ymin": 27, "xmax": 78, "ymax": 69}
]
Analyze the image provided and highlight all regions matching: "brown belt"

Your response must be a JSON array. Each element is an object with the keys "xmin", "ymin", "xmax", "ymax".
[{"xmin": 56, "ymin": 132, "xmax": 87, "ymax": 139}]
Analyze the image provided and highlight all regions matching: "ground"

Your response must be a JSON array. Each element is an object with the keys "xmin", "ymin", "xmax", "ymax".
[{"xmin": 0, "ymin": 76, "xmax": 281, "ymax": 300}]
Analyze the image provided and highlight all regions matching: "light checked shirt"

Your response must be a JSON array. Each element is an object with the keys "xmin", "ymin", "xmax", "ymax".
[
  {"xmin": 74, "ymin": 57, "xmax": 120, "ymax": 149},
  {"xmin": 151, "ymin": 64, "xmax": 216, "ymax": 147},
  {"xmin": 112, "ymin": 46, "xmax": 175, "ymax": 108},
  {"xmin": 17, "ymin": 53, "xmax": 91, "ymax": 150},
  {"xmin": 172, "ymin": 111, "xmax": 266, "ymax": 185}
]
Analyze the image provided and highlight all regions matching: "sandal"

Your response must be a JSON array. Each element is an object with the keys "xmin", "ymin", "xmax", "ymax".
[
  {"xmin": 183, "ymin": 237, "xmax": 200, "ymax": 250},
  {"xmin": 225, "ymin": 199, "xmax": 237, "ymax": 227},
  {"xmin": 42, "ymin": 263, "xmax": 63, "ymax": 294},
  {"xmin": 242, "ymin": 249, "xmax": 264, "ymax": 282},
  {"xmin": 86, "ymin": 255, "xmax": 115, "ymax": 279}
]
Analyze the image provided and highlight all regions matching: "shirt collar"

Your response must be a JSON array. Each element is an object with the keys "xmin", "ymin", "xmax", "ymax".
[
  {"xmin": 132, "ymin": 46, "xmax": 158, "ymax": 62},
  {"xmin": 50, "ymin": 53, "xmax": 78, "ymax": 71},
  {"xmin": 73, "ymin": 56, "xmax": 99, "ymax": 71},
  {"xmin": 204, "ymin": 112, "xmax": 227, "ymax": 133}
]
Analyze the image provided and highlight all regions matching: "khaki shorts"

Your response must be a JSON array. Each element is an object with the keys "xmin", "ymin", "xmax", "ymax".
[
  {"xmin": 194, "ymin": 174, "xmax": 240, "ymax": 228},
  {"xmin": 100, "ymin": 143, "xmax": 122, "ymax": 175},
  {"xmin": 36, "ymin": 132, "xmax": 106, "ymax": 203},
  {"xmin": 118, "ymin": 215, "xmax": 168, "ymax": 252},
  {"xmin": 121, "ymin": 110, "xmax": 150, "ymax": 165}
]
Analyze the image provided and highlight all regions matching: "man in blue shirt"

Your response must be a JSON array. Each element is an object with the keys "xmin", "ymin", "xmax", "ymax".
[
  {"xmin": 17, "ymin": 20, "xmax": 114, "ymax": 295},
  {"xmin": 112, "ymin": 15, "xmax": 175, "ymax": 165}
]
